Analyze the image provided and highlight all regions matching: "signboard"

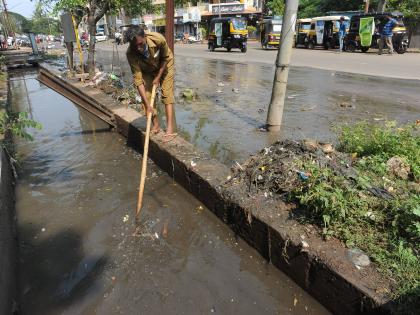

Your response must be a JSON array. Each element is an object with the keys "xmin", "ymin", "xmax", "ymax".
[
  {"xmin": 190, "ymin": 8, "xmax": 201, "ymax": 22},
  {"xmin": 60, "ymin": 13, "xmax": 76, "ymax": 43},
  {"xmin": 359, "ymin": 17, "xmax": 375, "ymax": 47},
  {"xmin": 211, "ymin": 3, "xmax": 245, "ymax": 14},
  {"xmin": 143, "ymin": 15, "xmax": 153, "ymax": 26}
]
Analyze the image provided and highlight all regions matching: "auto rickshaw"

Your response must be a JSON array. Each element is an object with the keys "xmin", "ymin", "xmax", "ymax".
[
  {"xmin": 294, "ymin": 18, "xmax": 311, "ymax": 47},
  {"xmin": 345, "ymin": 12, "xmax": 408, "ymax": 54},
  {"xmin": 259, "ymin": 17, "xmax": 282, "ymax": 49},
  {"xmin": 307, "ymin": 16, "xmax": 350, "ymax": 49},
  {"xmin": 208, "ymin": 17, "xmax": 248, "ymax": 52}
]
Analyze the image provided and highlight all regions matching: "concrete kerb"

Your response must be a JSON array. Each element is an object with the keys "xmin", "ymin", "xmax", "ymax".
[{"xmin": 37, "ymin": 63, "xmax": 393, "ymax": 314}]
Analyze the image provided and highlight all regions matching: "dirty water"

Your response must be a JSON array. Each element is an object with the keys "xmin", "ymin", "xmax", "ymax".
[
  {"xmin": 10, "ymin": 70, "xmax": 330, "ymax": 315},
  {"xmin": 95, "ymin": 51, "xmax": 420, "ymax": 165}
]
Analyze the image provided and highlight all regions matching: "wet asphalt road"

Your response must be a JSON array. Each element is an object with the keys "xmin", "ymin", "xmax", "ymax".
[{"xmin": 94, "ymin": 44, "xmax": 420, "ymax": 165}]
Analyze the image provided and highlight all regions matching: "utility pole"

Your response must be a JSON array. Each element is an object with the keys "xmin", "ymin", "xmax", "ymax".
[
  {"xmin": 165, "ymin": 0, "xmax": 174, "ymax": 53},
  {"xmin": 265, "ymin": 0, "xmax": 298, "ymax": 131},
  {"xmin": 364, "ymin": 0, "xmax": 370, "ymax": 13}
]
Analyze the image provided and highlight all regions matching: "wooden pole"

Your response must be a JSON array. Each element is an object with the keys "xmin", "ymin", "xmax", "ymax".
[
  {"xmin": 136, "ymin": 84, "xmax": 157, "ymax": 218},
  {"xmin": 165, "ymin": 0, "xmax": 174, "ymax": 53}
]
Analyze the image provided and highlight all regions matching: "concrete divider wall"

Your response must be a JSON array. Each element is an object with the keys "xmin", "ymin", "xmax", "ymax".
[
  {"xmin": 38, "ymin": 64, "xmax": 395, "ymax": 315},
  {"xmin": 0, "ymin": 146, "xmax": 17, "ymax": 315}
]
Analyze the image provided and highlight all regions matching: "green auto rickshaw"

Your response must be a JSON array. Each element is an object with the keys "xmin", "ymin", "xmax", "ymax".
[{"xmin": 345, "ymin": 12, "xmax": 408, "ymax": 54}]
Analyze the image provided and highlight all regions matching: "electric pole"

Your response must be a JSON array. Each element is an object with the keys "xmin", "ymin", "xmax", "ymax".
[
  {"xmin": 165, "ymin": 0, "xmax": 174, "ymax": 53},
  {"xmin": 266, "ymin": 0, "xmax": 299, "ymax": 131}
]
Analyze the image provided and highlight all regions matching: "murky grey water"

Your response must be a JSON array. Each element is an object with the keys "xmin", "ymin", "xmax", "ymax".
[
  {"xmin": 95, "ymin": 51, "xmax": 420, "ymax": 165},
  {"xmin": 10, "ymin": 71, "xmax": 329, "ymax": 314}
]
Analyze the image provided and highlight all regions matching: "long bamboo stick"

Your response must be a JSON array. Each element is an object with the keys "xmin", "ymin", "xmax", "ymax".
[{"xmin": 136, "ymin": 84, "xmax": 157, "ymax": 218}]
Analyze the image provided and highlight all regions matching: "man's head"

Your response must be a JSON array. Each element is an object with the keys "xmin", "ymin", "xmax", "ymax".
[
  {"xmin": 340, "ymin": 16, "xmax": 345, "ymax": 22},
  {"xmin": 127, "ymin": 25, "xmax": 147, "ymax": 54}
]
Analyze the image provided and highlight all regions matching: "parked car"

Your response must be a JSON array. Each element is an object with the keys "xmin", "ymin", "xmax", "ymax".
[
  {"xmin": 16, "ymin": 35, "xmax": 31, "ymax": 47},
  {"xmin": 95, "ymin": 32, "xmax": 108, "ymax": 42}
]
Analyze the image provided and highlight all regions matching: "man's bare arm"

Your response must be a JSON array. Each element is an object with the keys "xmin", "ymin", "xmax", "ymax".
[
  {"xmin": 137, "ymin": 83, "xmax": 153, "ymax": 115},
  {"xmin": 153, "ymin": 60, "xmax": 168, "ymax": 85}
]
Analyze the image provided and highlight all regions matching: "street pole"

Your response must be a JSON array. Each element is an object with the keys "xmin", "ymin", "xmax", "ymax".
[
  {"xmin": 165, "ymin": 0, "xmax": 174, "ymax": 53},
  {"xmin": 265, "ymin": 0, "xmax": 298, "ymax": 131},
  {"xmin": 364, "ymin": 0, "xmax": 370, "ymax": 13}
]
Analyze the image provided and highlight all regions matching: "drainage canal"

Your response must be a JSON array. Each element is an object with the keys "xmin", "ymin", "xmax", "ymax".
[{"xmin": 10, "ymin": 70, "xmax": 329, "ymax": 314}]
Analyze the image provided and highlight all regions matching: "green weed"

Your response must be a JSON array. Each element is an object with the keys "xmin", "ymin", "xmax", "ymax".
[
  {"xmin": 292, "ymin": 121, "xmax": 420, "ymax": 306},
  {"xmin": 0, "ymin": 111, "xmax": 42, "ymax": 141}
]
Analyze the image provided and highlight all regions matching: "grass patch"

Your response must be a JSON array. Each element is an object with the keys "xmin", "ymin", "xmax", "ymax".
[{"xmin": 292, "ymin": 121, "xmax": 419, "ymax": 310}]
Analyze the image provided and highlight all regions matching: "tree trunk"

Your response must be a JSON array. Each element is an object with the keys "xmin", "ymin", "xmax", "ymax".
[
  {"xmin": 376, "ymin": 0, "xmax": 388, "ymax": 12},
  {"xmin": 66, "ymin": 41, "xmax": 74, "ymax": 71},
  {"xmin": 87, "ymin": 12, "xmax": 96, "ymax": 76},
  {"xmin": 377, "ymin": 0, "xmax": 387, "ymax": 13},
  {"xmin": 120, "ymin": 8, "xmax": 130, "ymax": 25}
]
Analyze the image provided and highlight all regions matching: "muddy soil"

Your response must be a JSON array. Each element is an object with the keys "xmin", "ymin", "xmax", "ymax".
[
  {"xmin": 94, "ymin": 51, "xmax": 420, "ymax": 166},
  {"xmin": 10, "ymin": 70, "xmax": 329, "ymax": 314}
]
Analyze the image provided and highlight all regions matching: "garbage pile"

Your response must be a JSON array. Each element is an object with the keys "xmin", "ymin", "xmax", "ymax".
[
  {"xmin": 89, "ymin": 72, "xmax": 141, "ymax": 108},
  {"xmin": 224, "ymin": 139, "xmax": 351, "ymax": 198}
]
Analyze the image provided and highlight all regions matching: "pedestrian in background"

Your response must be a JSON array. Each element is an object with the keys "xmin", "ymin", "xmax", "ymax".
[
  {"xmin": 378, "ymin": 15, "xmax": 397, "ymax": 55},
  {"xmin": 338, "ymin": 16, "xmax": 347, "ymax": 52}
]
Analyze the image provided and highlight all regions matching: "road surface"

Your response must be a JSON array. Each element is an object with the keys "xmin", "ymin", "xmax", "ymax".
[
  {"xmin": 94, "ymin": 43, "xmax": 420, "ymax": 165},
  {"xmin": 97, "ymin": 41, "xmax": 420, "ymax": 80}
]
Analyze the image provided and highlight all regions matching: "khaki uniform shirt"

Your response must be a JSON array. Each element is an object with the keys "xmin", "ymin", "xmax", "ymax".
[{"xmin": 126, "ymin": 32, "xmax": 174, "ymax": 87}]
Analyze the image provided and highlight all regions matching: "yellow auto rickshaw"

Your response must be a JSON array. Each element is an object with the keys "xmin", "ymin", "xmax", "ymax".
[
  {"xmin": 307, "ymin": 16, "xmax": 350, "ymax": 49},
  {"xmin": 208, "ymin": 17, "xmax": 248, "ymax": 52},
  {"xmin": 259, "ymin": 17, "xmax": 282, "ymax": 49},
  {"xmin": 294, "ymin": 18, "xmax": 311, "ymax": 48}
]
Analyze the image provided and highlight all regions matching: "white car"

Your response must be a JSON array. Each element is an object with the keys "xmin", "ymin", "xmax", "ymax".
[{"xmin": 95, "ymin": 32, "xmax": 108, "ymax": 42}]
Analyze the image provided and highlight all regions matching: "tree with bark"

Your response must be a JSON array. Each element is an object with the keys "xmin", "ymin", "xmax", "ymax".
[
  {"xmin": 377, "ymin": 0, "xmax": 388, "ymax": 12},
  {"xmin": 44, "ymin": 0, "xmax": 153, "ymax": 75}
]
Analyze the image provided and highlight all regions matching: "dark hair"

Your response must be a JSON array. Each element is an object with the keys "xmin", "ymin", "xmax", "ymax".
[{"xmin": 126, "ymin": 25, "xmax": 146, "ymax": 45}]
